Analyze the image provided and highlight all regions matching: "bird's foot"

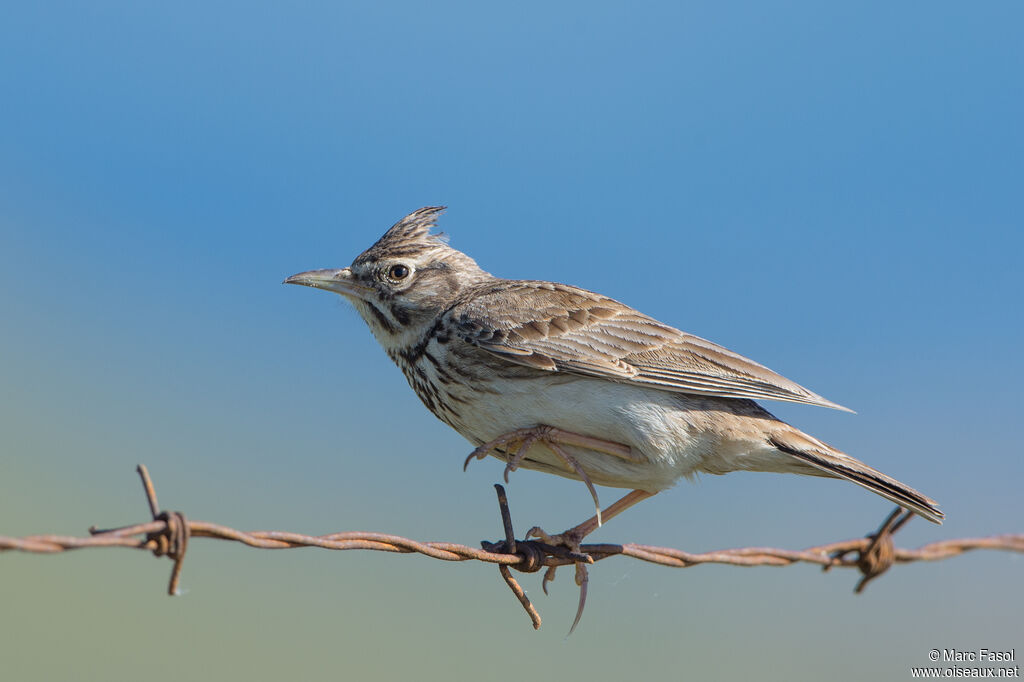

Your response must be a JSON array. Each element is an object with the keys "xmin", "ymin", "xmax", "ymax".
[
  {"xmin": 485, "ymin": 488, "xmax": 653, "ymax": 634},
  {"xmin": 463, "ymin": 425, "xmax": 637, "ymax": 525},
  {"xmin": 464, "ymin": 426, "xmax": 540, "ymax": 476},
  {"xmin": 525, "ymin": 524, "xmax": 587, "ymax": 555},
  {"xmin": 525, "ymin": 524, "xmax": 592, "ymax": 635}
]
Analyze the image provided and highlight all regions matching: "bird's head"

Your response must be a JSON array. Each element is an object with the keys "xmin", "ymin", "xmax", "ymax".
[{"xmin": 285, "ymin": 207, "xmax": 491, "ymax": 346}]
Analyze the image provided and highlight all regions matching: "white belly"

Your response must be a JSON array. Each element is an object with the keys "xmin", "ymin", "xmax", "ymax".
[{"xmin": 443, "ymin": 373, "xmax": 718, "ymax": 491}]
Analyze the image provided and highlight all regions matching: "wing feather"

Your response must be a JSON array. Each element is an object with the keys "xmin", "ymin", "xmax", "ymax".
[{"xmin": 445, "ymin": 280, "xmax": 852, "ymax": 411}]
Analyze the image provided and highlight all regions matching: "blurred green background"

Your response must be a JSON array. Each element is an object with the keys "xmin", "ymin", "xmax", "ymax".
[{"xmin": 1, "ymin": 3, "xmax": 1020, "ymax": 680}]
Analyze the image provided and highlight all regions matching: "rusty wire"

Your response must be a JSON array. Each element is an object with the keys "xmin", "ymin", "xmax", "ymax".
[{"xmin": 2, "ymin": 465, "xmax": 1022, "ymax": 631}]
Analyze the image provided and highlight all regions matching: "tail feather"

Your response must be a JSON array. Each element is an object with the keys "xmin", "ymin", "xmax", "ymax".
[{"xmin": 769, "ymin": 432, "xmax": 944, "ymax": 524}]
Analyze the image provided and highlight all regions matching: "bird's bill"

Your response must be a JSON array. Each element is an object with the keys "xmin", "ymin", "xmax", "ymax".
[{"xmin": 283, "ymin": 267, "xmax": 372, "ymax": 299}]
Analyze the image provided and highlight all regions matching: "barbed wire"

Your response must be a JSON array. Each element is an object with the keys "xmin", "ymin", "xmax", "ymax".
[{"xmin": 2, "ymin": 465, "xmax": 1021, "ymax": 631}]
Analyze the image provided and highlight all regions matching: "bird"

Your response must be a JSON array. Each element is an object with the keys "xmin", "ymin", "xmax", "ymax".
[{"xmin": 285, "ymin": 206, "xmax": 943, "ymax": 550}]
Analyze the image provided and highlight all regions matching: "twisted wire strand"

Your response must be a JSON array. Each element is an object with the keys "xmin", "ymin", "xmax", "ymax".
[
  {"xmin": 2, "ymin": 466, "xmax": 1021, "ymax": 630},
  {"xmin": 9, "ymin": 524, "xmax": 1018, "ymax": 566}
]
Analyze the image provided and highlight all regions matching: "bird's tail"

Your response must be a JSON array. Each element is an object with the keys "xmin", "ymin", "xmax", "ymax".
[{"xmin": 768, "ymin": 429, "xmax": 944, "ymax": 524}]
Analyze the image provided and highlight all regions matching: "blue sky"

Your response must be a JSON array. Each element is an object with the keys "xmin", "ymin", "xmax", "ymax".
[{"xmin": 2, "ymin": 3, "xmax": 1021, "ymax": 680}]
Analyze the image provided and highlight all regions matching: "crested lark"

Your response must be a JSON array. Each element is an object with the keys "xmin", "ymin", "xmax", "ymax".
[{"xmin": 285, "ymin": 207, "xmax": 943, "ymax": 545}]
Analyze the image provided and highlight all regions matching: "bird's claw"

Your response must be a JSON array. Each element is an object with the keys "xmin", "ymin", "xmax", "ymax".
[
  {"xmin": 526, "ymin": 524, "xmax": 591, "ymax": 635},
  {"xmin": 463, "ymin": 426, "xmax": 603, "ymax": 524},
  {"xmin": 463, "ymin": 428, "xmax": 539, "ymax": 472}
]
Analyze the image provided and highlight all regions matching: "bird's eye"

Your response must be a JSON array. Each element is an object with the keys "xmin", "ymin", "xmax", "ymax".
[{"xmin": 388, "ymin": 264, "xmax": 411, "ymax": 281}]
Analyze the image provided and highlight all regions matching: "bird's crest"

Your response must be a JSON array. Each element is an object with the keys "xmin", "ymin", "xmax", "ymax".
[
  {"xmin": 353, "ymin": 206, "xmax": 489, "ymax": 282},
  {"xmin": 363, "ymin": 206, "xmax": 449, "ymax": 259}
]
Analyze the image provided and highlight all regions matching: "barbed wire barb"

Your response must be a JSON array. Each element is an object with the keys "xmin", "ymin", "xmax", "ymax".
[{"xmin": 2, "ymin": 465, "xmax": 1022, "ymax": 631}]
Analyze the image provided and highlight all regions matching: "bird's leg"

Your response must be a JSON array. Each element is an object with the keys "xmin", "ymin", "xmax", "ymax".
[
  {"xmin": 527, "ymin": 489, "xmax": 655, "ymax": 552},
  {"xmin": 464, "ymin": 425, "xmax": 638, "ymax": 468},
  {"xmin": 536, "ymin": 428, "xmax": 639, "ymax": 463},
  {"xmin": 466, "ymin": 426, "xmax": 654, "ymax": 632},
  {"xmin": 463, "ymin": 425, "xmax": 640, "ymax": 524}
]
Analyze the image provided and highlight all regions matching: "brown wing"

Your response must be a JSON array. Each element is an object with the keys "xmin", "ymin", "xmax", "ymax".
[{"xmin": 445, "ymin": 280, "xmax": 853, "ymax": 412}]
